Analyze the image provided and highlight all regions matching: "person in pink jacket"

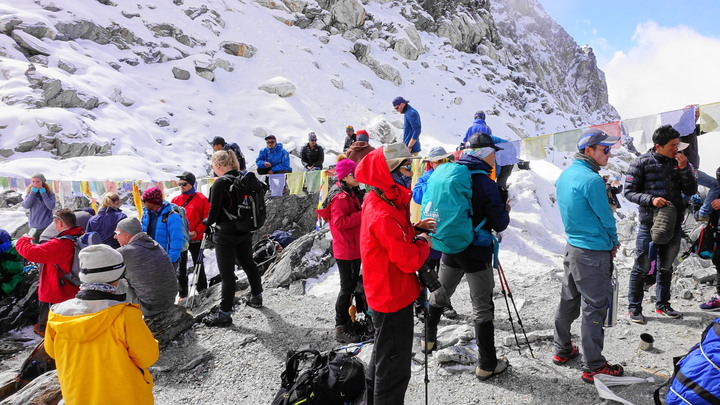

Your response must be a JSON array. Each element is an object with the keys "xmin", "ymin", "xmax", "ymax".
[{"xmin": 317, "ymin": 159, "xmax": 364, "ymax": 343}]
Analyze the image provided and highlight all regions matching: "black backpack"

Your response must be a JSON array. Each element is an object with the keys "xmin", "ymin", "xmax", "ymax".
[
  {"xmin": 227, "ymin": 143, "xmax": 247, "ymax": 171},
  {"xmin": 221, "ymin": 172, "xmax": 268, "ymax": 232},
  {"xmin": 272, "ymin": 349, "xmax": 365, "ymax": 405}
]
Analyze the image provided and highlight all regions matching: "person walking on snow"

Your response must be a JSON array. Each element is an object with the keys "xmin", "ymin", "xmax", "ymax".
[
  {"xmin": 553, "ymin": 128, "xmax": 624, "ymax": 383},
  {"xmin": 392, "ymin": 96, "xmax": 422, "ymax": 155}
]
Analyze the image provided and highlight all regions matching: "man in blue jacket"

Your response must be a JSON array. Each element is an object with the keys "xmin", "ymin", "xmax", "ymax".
[
  {"xmin": 140, "ymin": 187, "xmax": 184, "ymax": 268},
  {"xmin": 256, "ymin": 135, "xmax": 292, "ymax": 175},
  {"xmin": 462, "ymin": 111, "xmax": 518, "ymax": 189},
  {"xmin": 624, "ymin": 125, "xmax": 697, "ymax": 322},
  {"xmin": 392, "ymin": 96, "xmax": 421, "ymax": 155},
  {"xmin": 553, "ymin": 129, "xmax": 624, "ymax": 383}
]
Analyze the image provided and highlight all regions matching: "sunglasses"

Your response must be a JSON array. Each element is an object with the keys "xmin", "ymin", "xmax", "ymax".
[
  {"xmin": 592, "ymin": 145, "xmax": 612, "ymax": 155},
  {"xmin": 267, "ymin": 141, "xmax": 276, "ymax": 144},
  {"xmin": 114, "ymin": 230, "xmax": 122, "ymax": 235},
  {"xmin": 178, "ymin": 182, "xmax": 189, "ymax": 187}
]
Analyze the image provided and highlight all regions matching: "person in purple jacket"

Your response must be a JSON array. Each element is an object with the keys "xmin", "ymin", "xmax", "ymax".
[
  {"xmin": 87, "ymin": 192, "xmax": 127, "ymax": 249},
  {"xmin": 22, "ymin": 173, "xmax": 56, "ymax": 243}
]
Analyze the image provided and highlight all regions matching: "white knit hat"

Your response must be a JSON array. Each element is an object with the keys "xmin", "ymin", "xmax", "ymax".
[{"xmin": 78, "ymin": 244, "xmax": 125, "ymax": 284}]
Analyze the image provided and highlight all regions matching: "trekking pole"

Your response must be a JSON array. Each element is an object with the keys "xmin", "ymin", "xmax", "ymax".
[
  {"xmin": 495, "ymin": 260, "xmax": 522, "ymax": 356},
  {"xmin": 496, "ymin": 259, "xmax": 534, "ymax": 358},
  {"xmin": 423, "ymin": 288, "xmax": 430, "ymax": 405},
  {"xmin": 187, "ymin": 238, "xmax": 206, "ymax": 309}
]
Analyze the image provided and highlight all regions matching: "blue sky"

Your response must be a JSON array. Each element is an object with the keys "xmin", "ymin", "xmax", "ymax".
[{"xmin": 539, "ymin": 1, "xmax": 720, "ymax": 121}]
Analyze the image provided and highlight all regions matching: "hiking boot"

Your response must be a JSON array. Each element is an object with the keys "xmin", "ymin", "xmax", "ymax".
[
  {"xmin": 203, "ymin": 310, "xmax": 232, "ymax": 327},
  {"xmin": 475, "ymin": 357, "xmax": 509, "ymax": 381},
  {"xmin": 697, "ymin": 214, "xmax": 710, "ymax": 222},
  {"xmin": 581, "ymin": 362, "xmax": 624, "ymax": 383},
  {"xmin": 419, "ymin": 340, "xmax": 436, "ymax": 354},
  {"xmin": 628, "ymin": 309, "xmax": 646, "ymax": 324},
  {"xmin": 443, "ymin": 303, "xmax": 458, "ymax": 319},
  {"xmin": 335, "ymin": 324, "xmax": 361, "ymax": 344},
  {"xmin": 552, "ymin": 344, "xmax": 579, "ymax": 365},
  {"xmin": 655, "ymin": 304, "xmax": 681, "ymax": 318},
  {"xmin": 699, "ymin": 296, "xmax": 720, "ymax": 311},
  {"xmin": 244, "ymin": 292, "xmax": 263, "ymax": 309},
  {"xmin": 33, "ymin": 324, "xmax": 45, "ymax": 337}
]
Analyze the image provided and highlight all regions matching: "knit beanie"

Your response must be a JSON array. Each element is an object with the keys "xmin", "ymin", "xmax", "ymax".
[
  {"xmin": 31, "ymin": 173, "xmax": 46, "ymax": 183},
  {"xmin": 116, "ymin": 217, "xmax": 142, "ymax": 236},
  {"xmin": 79, "ymin": 244, "xmax": 126, "ymax": 284},
  {"xmin": 141, "ymin": 187, "xmax": 163, "ymax": 205},
  {"xmin": 356, "ymin": 130, "xmax": 369, "ymax": 143},
  {"xmin": 336, "ymin": 159, "xmax": 357, "ymax": 180}
]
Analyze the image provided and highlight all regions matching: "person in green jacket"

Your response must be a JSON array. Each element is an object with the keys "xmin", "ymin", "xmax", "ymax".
[{"xmin": 0, "ymin": 229, "xmax": 24, "ymax": 298}]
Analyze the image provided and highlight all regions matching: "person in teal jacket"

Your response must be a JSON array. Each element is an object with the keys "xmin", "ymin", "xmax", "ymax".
[
  {"xmin": 140, "ymin": 187, "xmax": 184, "ymax": 266},
  {"xmin": 553, "ymin": 128, "xmax": 623, "ymax": 384},
  {"xmin": 256, "ymin": 135, "xmax": 292, "ymax": 174}
]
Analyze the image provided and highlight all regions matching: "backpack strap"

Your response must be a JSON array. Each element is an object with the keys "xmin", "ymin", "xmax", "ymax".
[{"xmin": 181, "ymin": 193, "xmax": 196, "ymax": 208}]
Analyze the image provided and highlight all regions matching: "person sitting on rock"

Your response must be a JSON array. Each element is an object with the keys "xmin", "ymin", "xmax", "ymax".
[
  {"xmin": 22, "ymin": 173, "xmax": 56, "ymax": 243},
  {"xmin": 317, "ymin": 158, "xmax": 364, "ymax": 343},
  {"xmin": 115, "ymin": 218, "xmax": 177, "ymax": 318},
  {"xmin": 301, "ymin": 132, "xmax": 325, "ymax": 171},
  {"xmin": 87, "ymin": 192, "xmax": 127, "ymax": 248},
  {"xmin": 343, "ymin": 125, "xmax": 356, "ymax": 151},
  {"xmin": 0, "ymin": 228, "xmax": 24, "ymax": 299},
  {"xmin": 46, "ymin": 244, "xmax": 159, "ymax": 405},
  {"xmin": 15, "ymin": 208, "xmax": 82, "ymax": 336},
  {"xmin": 345, "ymin": 130, "xmax": 375, "ymax": 163},
  {"xmin": 256, "ymin": 135, "xmax": 292, "ymax": 175}
]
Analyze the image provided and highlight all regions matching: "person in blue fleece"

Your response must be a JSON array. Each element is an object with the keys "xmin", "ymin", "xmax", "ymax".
[{"xmin": 256, "ymin": 135, "xmax": 292, "ymax": 174}]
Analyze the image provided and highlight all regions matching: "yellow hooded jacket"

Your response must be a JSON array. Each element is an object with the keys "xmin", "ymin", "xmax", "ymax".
[{"xmin": 46, "ymin": 302, "xmax": 159, "ymax": 405}]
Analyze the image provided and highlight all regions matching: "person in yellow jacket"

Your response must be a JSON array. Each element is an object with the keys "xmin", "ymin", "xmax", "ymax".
[{"xmin": 45, "ymin": 244, "xmax": 159, "ymax": 405}]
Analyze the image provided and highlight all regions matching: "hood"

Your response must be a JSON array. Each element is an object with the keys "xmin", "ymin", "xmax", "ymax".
[
  {"xmin": 457, "ymin": 153, "xmax": 493, "ymax": 172},
  {"xmin": 130, "ymin": 233, "xmax": 163, "ymax": 250},
  {"xmin": 349, "ymin": 141, "xmax": 371, "ymax": 149},
  {"xmin": 269, "ymin": 143, "xmax": 285, "ymax": 152},
  {"xmin": 58, "ymin": 226, "xmax": 84, "ymax": 238},
  {"xmin": 355, "ymin": 147, "xmax": 410, "ymax": 206},
  {"xmin": 49, "ymin": 302, "xmax": 130, "ymax": 342},
  {"xmin": 158, "ymin": 200, "xmax": 173, "ymax": 215}
]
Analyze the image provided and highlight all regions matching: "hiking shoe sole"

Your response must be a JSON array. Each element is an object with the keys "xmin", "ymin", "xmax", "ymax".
[{"xmin": 475, "ymin": 358, "xmax": 509, "ymax": 381}]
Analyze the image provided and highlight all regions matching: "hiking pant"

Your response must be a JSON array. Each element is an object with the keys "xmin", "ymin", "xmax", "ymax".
[
  {"xmin": 554, "ymin": 244, "xmax": 612, "ymax": 371},
  {"xmin": 335, "ymin": 259, "xmax": 361, "ymax": 326},
  {"xmin": 365, "ymin": 303, "xmax": 413, "ymax": 405},
  {"xmin": 697, "ymin": 170, "xmax": 720, "ymax": 218},
  {"xmin": 429, "ymin": 259, "xmax": 497, "ymax": 370},
  {"xmin": 178, "ymin": 241, "xmax": 207, "ymax": 298},
  {"xmin": 628, "ymin": 222, "xmax": 682, "ymax": 311},
  {"xmin": 496, "ymin": 164, "xmax": 515, "ymax": 190},
  {"xmin": 213, "ymin": 232, "xmax": 262, "ymax": 313}
]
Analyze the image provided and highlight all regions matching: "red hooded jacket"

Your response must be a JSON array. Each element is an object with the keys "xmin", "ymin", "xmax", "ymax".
[
  {"xmin": 16, "ymin": 226, "xmax": 83, "ymax": 303},
  {"xmin": 171, "ymin": 192, "xmax": 210, "ymax": 242},
  {"xmin": 316, "ymin": 183, "xmax": 362, "ymax": 260},
  {"xmin": 355, "ymin": 147, "xmax": 429, "ymax": 313}
]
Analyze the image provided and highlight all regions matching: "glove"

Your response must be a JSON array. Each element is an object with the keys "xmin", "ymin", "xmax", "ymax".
[
  {"xmin": 31, "ymin": 187, "xmax": 40, "ymax": 193},
  {"xmin": 39, "ymin": 187, "xmax": 46, "ymax": 194}
]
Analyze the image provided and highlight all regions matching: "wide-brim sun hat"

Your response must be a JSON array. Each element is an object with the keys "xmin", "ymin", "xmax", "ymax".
[{"xmin": 384, "ymin": 142, "xmax": 421, "ymax": 172}]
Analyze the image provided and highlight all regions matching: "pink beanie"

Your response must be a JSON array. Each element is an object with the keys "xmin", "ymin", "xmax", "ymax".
[
  {"xmin": 336, "ymin": 159, "xmax": 357, "ymax": 180},
  {"xmin": 141, "ymin": 187, "xmax": 163, "ymax": 205}
]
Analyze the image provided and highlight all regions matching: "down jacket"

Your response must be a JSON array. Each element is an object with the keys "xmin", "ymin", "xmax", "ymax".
[
  {"xmin": 316, "ymin": 183, "xmax": 362, "ymax": 260},
  {"xmin": 255, "ymin": 143, "xmax": 292, "ymax": 172},
  {"xmin": 355, "ymin": 147, "xmax": 429, "ymax": 313},
  {"xmin": 47, "ymin": 301, "xmax": 158, "ymax": 405},
  {"xmin": 15, "ymin": 226, "xmax": 83, "ymax": 303},
  {"xmin": 86, "ymin": 207, "xmax": 127, "ymax": 248},
  {"xmin": 141, "ymin": 201, "xmax": 184, "ymax": 263},
  {"xmin": 624, "ymin": 150, "xmax": 697, "ymax": 224},
  {"xmin": 300, "ymin": 143, "xmax": 325, "ymax": 169},
  {"xmin": 171, "ymin": 191, "xmax": 210, "ymax": 242}
]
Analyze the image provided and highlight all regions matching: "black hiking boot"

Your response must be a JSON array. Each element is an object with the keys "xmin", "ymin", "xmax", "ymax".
[
  {"xmin": 244, "ymin": 292, "xmax": 263, "ymax": 309},
  {"xmin": 335, "ymin": 323, "xmax": 361, "ymax": 343},
  {"xmin": 203, "ymin": 310, "xmax": 232, "ymax": 327},
  {"xmin": 420, "ymin": 305, "xmax": 443, "ymax": 354}
]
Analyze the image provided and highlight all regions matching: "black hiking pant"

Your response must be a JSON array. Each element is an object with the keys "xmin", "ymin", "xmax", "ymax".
[
  {"xmin": 213, "ymin": 232, "xmax": 262, "ymax": 313},
  {"xmin": 178, "ymin": 242, "xmax": 207, "ymax": 298},
  {"xmin": 335, "ymin": 259, "xmax": 361, "ymax": 326},
  {"xmin": 365, "ymin": 303, "xmax": 414, "ymax": 405}
]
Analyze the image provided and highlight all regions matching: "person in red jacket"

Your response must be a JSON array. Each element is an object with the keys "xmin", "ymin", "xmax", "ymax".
[
  {"xmin": 171, "ymin": 171, "xmax": 210, "ymax": 298},
  {"xmin": 15, "ymin": 208, "xmax": 82, "ymax": 336},
  {"xmin": 355, "ymin": 143, "xmax": 435, "ymax": 405},
  {"xmin": 317, "ymin": 159, "xmax": 364, "ymax": 343}
]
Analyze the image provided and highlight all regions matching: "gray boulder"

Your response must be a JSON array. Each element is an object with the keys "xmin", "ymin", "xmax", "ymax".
[
  {"xmin": 221, "ymin": 41, "xmax": 257, "ymax": 58},
  {"xmin": 330, "ymin": 0, "xmax": 365, "ymax": 30},
  {"xmin": 0, "ymin": 190, "xmax": 22, "ymax": 208},
  {"xmin": 258, "ymin": 77, "xmax": 296, "ymax": 97},
  {"xmin": 263, "ymin": 228, "xmax": 334, "ymax": 288},
  {"xmin": 144, "ymin": 305, "xmax": 195, "ymax": 347},
  {"xmin": 254, "ymin": 193, "xmax": 319, "ymax": 244},
  {"xmin": 172, "ymin": 67, "xmax": 191, "ymax": 80},
  {"xmin": 10, "ymin": 31, "xmax": 50, "ymax": 56},
  {"xmin": 0, "ymin": 370, "xmax": 61, "ymax": 405}
]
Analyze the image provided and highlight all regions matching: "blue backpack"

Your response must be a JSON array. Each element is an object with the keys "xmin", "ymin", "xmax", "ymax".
[
  {"xmin": 422, "ymin": 163, "xmax": 492, "ymax": 254},
  {"xmin": 661, "ymin": 317, "xmax": 720, "ymax": 405}
]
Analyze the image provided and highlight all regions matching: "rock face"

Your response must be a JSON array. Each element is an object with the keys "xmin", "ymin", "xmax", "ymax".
[
  {"xmin": 254, "ymin": 193, "xmax": 318, "ymax": 244},
  {"xmin": 0, "ymin": 272, "xmax": 40, "ymax": 336},
  {"xmin": 263, "ymin": 227, "xmax": 334, "ymax": 288},
  {"xmin": 144, "ymin": 305, "xmax": 195, "ymax": 347}
]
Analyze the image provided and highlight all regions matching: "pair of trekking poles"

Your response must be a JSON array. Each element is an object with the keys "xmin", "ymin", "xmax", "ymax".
[
  {"xmin": 185, "ymin": 236, "xmax": 208, "ymax": 309},
  {"xmin": 420, "ymin": 257, "xmax": 533, "ymax": 405}
]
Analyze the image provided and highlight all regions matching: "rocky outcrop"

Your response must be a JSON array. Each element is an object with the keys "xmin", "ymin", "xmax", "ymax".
[
  {"xmin": 144, "ymin": 305, "xmax": 195, "ymax": 347},
  {"xmin": 351, "ymin": 41, "xmax": 402, "ymax": 86},
  {"xmin": 258, "ymin": 77, "xmax": 297, "ymax": 97},
  {"xmin": 221, "ymin": 41, "xmax": 257, "ymax": 58},
  {"xmin": 254, "ymin": 193, "xmax": 319, "ymax": 244},
  {"xmin": 0, "ymin": 370, "xmax": 62, "ymax": 405},
  {"xmin": 263, "ymin": 228, "xmax": 334, "ymax": 288}
]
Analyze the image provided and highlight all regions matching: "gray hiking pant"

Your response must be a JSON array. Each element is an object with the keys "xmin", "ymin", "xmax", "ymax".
[
  {"xmin": 553, "ymin": 244, "xmax": 613, "ymax": 371},
  {"xmin": 429, "ymin": 261, "xmax": 495, "ymax": 324}
]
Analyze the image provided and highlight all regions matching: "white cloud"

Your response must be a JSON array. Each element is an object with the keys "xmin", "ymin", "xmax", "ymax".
[{"xmin": 604, "ymin": 22, "xmax": 720, "ymax": 119}]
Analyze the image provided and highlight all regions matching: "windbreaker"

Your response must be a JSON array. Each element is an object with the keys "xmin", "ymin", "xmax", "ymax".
[
  {"xmin": 141, "ymin": 201, "xmax": 184, "ymax": 263},
  {"xmin": 86, "ymin": 207, "xmax": 127, "ymax": 248},
  {"xmin": 355, "ymin": 147, "xmax": 429, "ymax": 313},
  {"xmin": 22, "ymin": 189, "xmax": 56, "ymax": 229},
  {"xmin": 171, "ymin": 191, "xmax": 210, "ymax": 242},
  {"xmin": 316, "ymin": 183, "xmax": 362, "ymax": 260},
  {"xmin": 556, "ymin": 159, "xmax": 619, "ymax": 251},
  {"xmin": 402, "ymin": 105, "xmax": 422, "ymax": 154},
  {"xmin": 255, "ymin": 143, "xmax": 292, "ymax": 172},
  {"xmin": 46, "ymin": 301, "xmax": 158, "ymax": 405},
  {"xmin": 15, "ymin": 226, "xmax": 82, "ymax": 303}
]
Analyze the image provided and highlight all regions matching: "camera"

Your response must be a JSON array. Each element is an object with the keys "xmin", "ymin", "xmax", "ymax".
[{"xmin": 417, "ymin": 263, "xmax": 442, "ymax": 292}]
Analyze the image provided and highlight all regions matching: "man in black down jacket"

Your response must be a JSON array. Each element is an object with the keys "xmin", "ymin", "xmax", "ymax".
[
  {"xmin": 300, "ymin": 132, "xmax": 324, "ymax": 171},
  {"xmin": 624, "ymin": 125, "xmax": 697, "ymax": 323}
]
